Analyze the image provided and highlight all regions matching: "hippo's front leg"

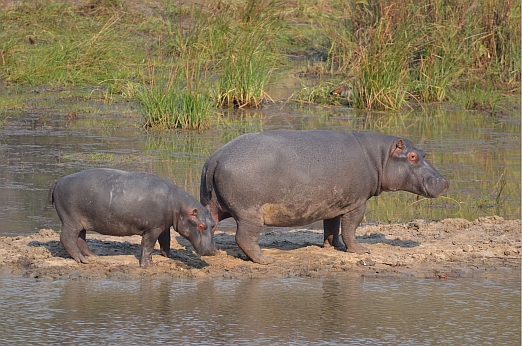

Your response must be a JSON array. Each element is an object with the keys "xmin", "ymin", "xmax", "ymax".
[
  {"xmin": 235, "ymin": 220, "xmax": 275, "ymax": 265},
  {"xmin": 341, "ymin": 204, "xmax": 370, "ymax": 254},
  {"xmin": 140, "ymin": 228, "xmax": 164, "ymax": 267}
]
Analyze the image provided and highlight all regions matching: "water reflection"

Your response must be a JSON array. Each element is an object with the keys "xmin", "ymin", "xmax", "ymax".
[
  {"xmin": 0, "ymin": 273, "xmax": 519, "ymax": 345},
  {"xmin": 0, "ymin": 98, "xmax": 520, "ymax": 235}
]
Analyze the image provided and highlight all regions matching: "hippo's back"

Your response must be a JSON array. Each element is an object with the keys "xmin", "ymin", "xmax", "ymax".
[
  {"xmin": 52, "ymin": 168, "xmax": 171, "ymax": 203},
  {"xmin": 217, "ymin": 129, "xmax": 353, "ymax": 159},
  {"xmin": 51, "ymin": 168, "xmax": 175, "ymax": 234}
]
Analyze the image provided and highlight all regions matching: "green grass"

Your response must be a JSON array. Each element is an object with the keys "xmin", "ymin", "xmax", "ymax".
[
  {"xmin": 0, "ymin": 112, "xmax": 9, "ymax": 126},
  {"xmin": 213, "ymin": 1, "xmax": 280, "ymax": 108},
  {"xmin": 135, "ymin": 80, "xmax": 214, "ymax": 130},
  {"xmin": 290, "ymin": 0, "xmax": 520, "ymax": 109},
  {"xmin": 449, "ymin": 84, "xmax": 504, "ymax": 114},
  {"xmin": 0, "ymin": 3, "xmax": 139, "ymax": 87},
  {"xmin": 0, "ymin": 0, "xmax": 519, "ymax": 122}
]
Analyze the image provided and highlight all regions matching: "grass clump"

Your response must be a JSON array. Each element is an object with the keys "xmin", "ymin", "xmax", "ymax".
[
  {"xmin": 213, "ymin": 0, "xmax": 280, "ymax": 108},
  {"xmin": 136, "ymin": 60, "xmax": 213, "ymax": 130},
  {"xmin": 0, "ymin": 2, "xmax": 140, "ymax": 87},
  {"xmin": 292, "ymin": 0, "xmax": 520, "ymax": 109},
  {"xmin": 135, "ymin": 4, "xmax": 216, "ymax": 129},
  {"xmin": 135, "ymin": 0, "xmax": 282, "ymax": 128},
  {"xmin": 137, "ymin": 86, "xmax": 213, "ymax": 130}
]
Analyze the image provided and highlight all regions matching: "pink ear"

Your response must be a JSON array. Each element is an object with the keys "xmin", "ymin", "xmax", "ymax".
[
  {"xmin": 191, "ymin": 208, "xmax": 199, "ymax": 218},
  {"xmin": 390, "ymin": 139, "xmax": 404, "ymax": 157}
]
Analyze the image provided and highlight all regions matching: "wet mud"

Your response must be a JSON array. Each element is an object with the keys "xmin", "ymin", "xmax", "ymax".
[{"xmin": 0, "ymin": 216, "xmax": 519, "ymax": 280}]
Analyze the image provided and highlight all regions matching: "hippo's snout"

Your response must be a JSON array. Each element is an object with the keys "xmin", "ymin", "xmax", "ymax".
[
  {"xmin": 193, "ymin": 235, "xmax": 218, "ymax": 256},
  {"xmin": 424, "ymin": 176, "xmax": 450, "ymax": 198},
  {"xmin": 195, "ymin": 244, "xmax": 218, "ymax": 256}
]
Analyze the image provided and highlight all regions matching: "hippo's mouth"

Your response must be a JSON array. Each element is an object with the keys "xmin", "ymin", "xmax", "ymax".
[
  {"xmin": 197, "ymin": 246, "xmax": 218, "ymax": 256},
  {"xmin": 193, "ymin": 239, "xmax": 218, "ymax": 256},
  {"xmin": 422, "ymin": 176, "xmax": 450, "ymax": 198}
]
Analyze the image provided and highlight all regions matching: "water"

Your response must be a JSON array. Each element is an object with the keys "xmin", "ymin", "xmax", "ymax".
[
  {"xmin": 0, "ymin": 272, "xmax": 519, "ymax": 345},
  {"xmin": 0, "ymin": 93, "xmax": 520, "ymax": 345},
  {"xmin": 0, "ymin": 96, "xmax": 520, "ymax": 235}
]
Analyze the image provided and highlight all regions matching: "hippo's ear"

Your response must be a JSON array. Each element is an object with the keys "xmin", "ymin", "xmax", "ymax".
[
  {"xmin": 184, "ymin": 208, "xmax": 207, "ymax": 231},
  {"xmin": 390, "ymin": 139, "xmax": 405, "ymax": 157}
]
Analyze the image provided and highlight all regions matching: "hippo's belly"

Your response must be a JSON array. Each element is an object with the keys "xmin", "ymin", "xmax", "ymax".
[
  {"xmin": 227, "ymin": 186, "xmax": 363, "ymax": 227},
  {"xmin": 259, "ymin": 201, "xmax": 343, "ymax": 226}
]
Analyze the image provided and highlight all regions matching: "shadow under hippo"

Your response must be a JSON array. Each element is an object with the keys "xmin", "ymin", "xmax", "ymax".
[
  {"xmin": 202, "ymin": 229, "xmax": 421, "ymax": 263},
  {"xmin": 27, "ymin": 237, "xmax": 210, "ymax": 269}
]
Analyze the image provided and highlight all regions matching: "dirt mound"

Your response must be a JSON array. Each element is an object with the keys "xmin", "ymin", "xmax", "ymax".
[{"xmin": 0, "ymin": 216, "xmax": 519, "ymax": 280}]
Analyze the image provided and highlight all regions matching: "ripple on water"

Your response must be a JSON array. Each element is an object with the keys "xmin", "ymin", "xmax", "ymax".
[{"xmin": 0, "ymin": 273, "xmax": 519, "ymax": 345}]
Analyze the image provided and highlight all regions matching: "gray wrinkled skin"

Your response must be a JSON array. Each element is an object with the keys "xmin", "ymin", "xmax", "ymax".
[
  {"xmin": 200, "ymin": 130, "xmax": 449, "ymax": 264},
  {"xmin": 49, "ymin": 168, "xmax": 216, "ymax": 267}
]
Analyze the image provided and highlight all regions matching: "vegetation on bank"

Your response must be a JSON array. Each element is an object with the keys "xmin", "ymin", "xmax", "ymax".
[{"xmin": 0, "ymin": 0, "xmax": 519, "ymax": 128}]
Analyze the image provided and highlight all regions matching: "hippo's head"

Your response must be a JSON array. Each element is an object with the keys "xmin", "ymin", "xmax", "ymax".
[
  {"xmin": 382, "ymin": 138, "xmax": 449, "ymax": 198},
  {"xmin": 176, "ymin": 206, "xmax": 217, "ymax": 256}
]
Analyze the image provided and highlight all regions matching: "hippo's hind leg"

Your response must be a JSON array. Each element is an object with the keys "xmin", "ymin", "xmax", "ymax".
[
  {"xmin": 340, "ymin": 204, "xmax": 370, "ymax": 254},
  {"xmin": 235, "ymin": 219, "xmax": 274, "ymax": 265},
  {"xmin": 157, "ymin": 228, "xmax": 171, "ymax": 258},
  {"xmin": 323, "ymin": 216, "xmax": 344, "ymax": 248},
  {"xmin": 60, "ymin": 224, "xmax": 90, "ymax": 264},
  {"xmin": 77, "ymin": 229, "xmax": 95, "ymax": 258}
]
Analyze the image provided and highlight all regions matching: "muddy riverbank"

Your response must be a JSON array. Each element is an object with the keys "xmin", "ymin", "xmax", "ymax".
[{"xmin": 0, "ymin": 216, "xmax": 519, "ymax": 280}]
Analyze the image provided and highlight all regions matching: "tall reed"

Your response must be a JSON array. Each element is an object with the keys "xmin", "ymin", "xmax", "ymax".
[
  {"xmin": 214, "ymin": 0, "xmax": 280, "ymax": 108},
  {"xmin": 312, "ymin": 0, "xmax": 520, "ymax": 109},
  {"xmin": 135, "ymin": 4, "xmax": 216, "ymax": 130},
  {"xmin": 135, "ymin": 55, "xmax": 214, "ymax": 130}
]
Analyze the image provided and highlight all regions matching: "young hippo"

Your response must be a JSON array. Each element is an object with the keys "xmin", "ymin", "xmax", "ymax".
[{"xmin": 49, "ymin": 168, "xmax": 216, "ymax": 267}]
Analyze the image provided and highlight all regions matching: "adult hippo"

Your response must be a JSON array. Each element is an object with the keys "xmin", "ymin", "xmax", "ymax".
[
  {"xmin": 200, "ymin": 130, "xmax": 449, "ymax": 264},
  {"xmin": 49, "ymin": 168, "xmax": 216, "ymax": 267}
]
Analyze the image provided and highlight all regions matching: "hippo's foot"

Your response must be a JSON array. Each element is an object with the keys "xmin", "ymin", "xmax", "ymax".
[
  {"xmin": 73, "ymin": 254, "xmax": 90, "ymax": 264},
  {"xmin": 198, "ymin": 247, "xmax": 219, "ymax": 257},
  {"xmin": 239, "ymin": 248, "xmax": 275, "ymax": 265},
  {"xmin": 323, "ymin": 238, "xmax": 345, "ymax": 249},
  {"xmin": 139, "ymin": 259, "xmax": 155, "ymax": 267},
  {"xmin": 235, "ymin": 223, "xmax": 275, "ymax": 264},
  {"xmin": 253, "ymin": 255, "xmax": 275, "ymax": 265},
  {"xmin": 161, "ymin": 249, "xmax": 171, "ymax": 258},
  {"xmin": 346, "ymin": 243, "xmax": 371, "ymax": 255}
]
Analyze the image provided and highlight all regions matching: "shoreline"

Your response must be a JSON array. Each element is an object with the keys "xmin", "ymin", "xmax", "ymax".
[{"xmin": 0, "ymin": 216, "xmax": 519, "ymax": 281}]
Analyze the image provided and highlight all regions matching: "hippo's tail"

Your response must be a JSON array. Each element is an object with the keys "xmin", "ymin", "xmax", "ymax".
[
  {"xmin": 48, "ymin": 181, "xmax": 57, "ymax": 205},
  {"xmin": 200, "ymin": 158, "xmax": 219, "ymax": 206}
]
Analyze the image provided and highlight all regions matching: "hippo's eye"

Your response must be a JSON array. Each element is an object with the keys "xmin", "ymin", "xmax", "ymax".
[{"xmin": 408, "ymin": 152, "xmax": 419, "ymax": 163}]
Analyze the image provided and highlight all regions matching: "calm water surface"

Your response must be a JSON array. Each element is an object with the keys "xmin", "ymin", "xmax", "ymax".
[
  {"xmin": 0, "ymin": 96, "xmax": 520, "ymax": 235},
  {"xmin": 0, "ymin": 272, "xmax": 519, "ymax": 345}
]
